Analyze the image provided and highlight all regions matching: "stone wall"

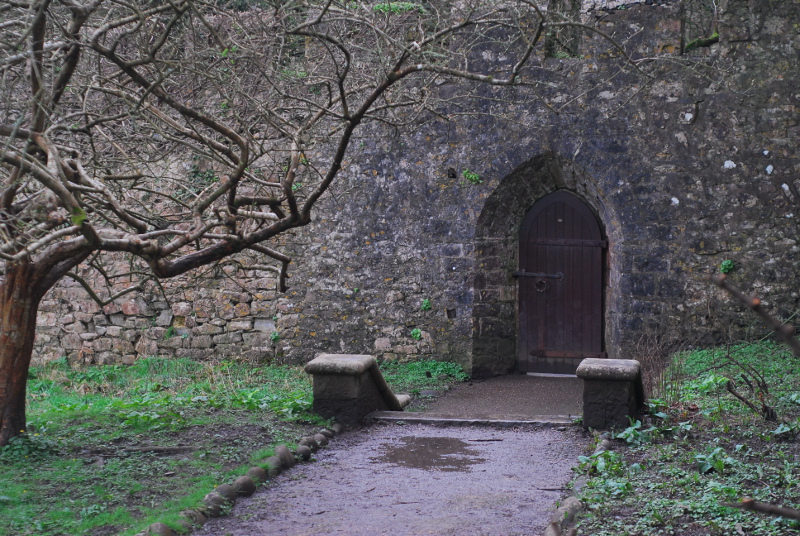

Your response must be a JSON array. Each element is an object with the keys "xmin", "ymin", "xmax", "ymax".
[{"xmin": 32, "ymin": 0, "xmax": 800, "ymax": 376}]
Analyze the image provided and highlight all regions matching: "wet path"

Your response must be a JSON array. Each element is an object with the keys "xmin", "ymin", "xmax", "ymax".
[{"xmin": 193, "ymin": 422, "xmax": 586, "ymax": 536}]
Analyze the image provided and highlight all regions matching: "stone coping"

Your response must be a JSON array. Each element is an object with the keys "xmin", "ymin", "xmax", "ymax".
[
  {"xmin": 304, "ymin": 354, "xmax": 376, "ymax": 375},
  {"xmin": 575, "ymin": 358, "xmax": 640, "ymax": 381}
]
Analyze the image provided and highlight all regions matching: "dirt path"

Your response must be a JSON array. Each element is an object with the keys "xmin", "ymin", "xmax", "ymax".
[{"xmin": 193, "ymin": 422, "xmax": 587, "ymax": 536}]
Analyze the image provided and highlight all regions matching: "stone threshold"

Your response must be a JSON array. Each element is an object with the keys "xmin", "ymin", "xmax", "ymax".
[{"xmin": 367, "ymin": 411, "xmax": 575, "ymax": 426}]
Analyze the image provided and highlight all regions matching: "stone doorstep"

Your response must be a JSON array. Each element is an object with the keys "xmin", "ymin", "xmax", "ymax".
[{"xmin": 367, "ymin": 411, "xmax": 575, "ymax": 426}]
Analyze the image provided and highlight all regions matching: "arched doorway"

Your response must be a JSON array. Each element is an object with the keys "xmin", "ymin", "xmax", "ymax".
[{"xmin": 517, "ymin": 191, "xmax": 606, "ymax": 374}]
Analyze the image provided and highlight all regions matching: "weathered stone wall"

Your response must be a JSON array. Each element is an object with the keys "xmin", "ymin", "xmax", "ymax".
[{"xmin": 33, "ymin": 0, "xmax": 800, "ymax": 377}]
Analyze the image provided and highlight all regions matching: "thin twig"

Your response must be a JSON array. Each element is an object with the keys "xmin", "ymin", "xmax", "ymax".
[
  {"xmin": 724, "ymin": 497, "xmax": 800, "ymax": 522},
  {"xmin": 710, "ymin": 275, "xmax": 800, "ymax": 358}
]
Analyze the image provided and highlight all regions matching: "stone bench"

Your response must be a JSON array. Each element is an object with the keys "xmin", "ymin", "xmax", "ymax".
[
  {"xmin": 575, "ymin": 358, "xmax": 645, "ymax": 430},
  {"xmin": 304, "ymin": 354, "xmax": 411, "ymax": 424}
]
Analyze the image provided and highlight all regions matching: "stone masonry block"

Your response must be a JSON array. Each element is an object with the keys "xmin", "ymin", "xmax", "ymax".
[
  {"xmin": 577, "ymin": 358, "xmax": 644, "ymax": 430},
  {"xmin": 312, "ymin": 374, "xmax": 361, "ymax": 400}
]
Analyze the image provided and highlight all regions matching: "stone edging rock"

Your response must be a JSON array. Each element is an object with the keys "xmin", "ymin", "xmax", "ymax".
[
  {"xmin": 542, "ymin": 431, "xmax": 612, "ymax": 536},
  {"xmin": 132, "ymin": 422, "xmax": 345, "ymax": 536}
]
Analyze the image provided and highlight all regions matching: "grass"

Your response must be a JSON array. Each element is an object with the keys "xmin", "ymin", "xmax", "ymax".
[
  {"xmin": 379, "ymin": 358, "xmax": 468, "ymax": 395},
  {"xmin": 575, "ymin": 340, "xmax": 800, "ymax": 535},
  {"xmin": 1, "ymin": 356, "xmax": 466, "ymax": 536}
]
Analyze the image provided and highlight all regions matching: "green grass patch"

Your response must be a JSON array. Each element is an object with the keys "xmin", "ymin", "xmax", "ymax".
[
  {"xmin": 379, "ymin": 358, "xmax": 468, "ymax": 395},
  {"xmin": 576, "ymin": 340, "xmax": 800, "ymax": 535},
  {"xmin": 2, "ymin": 356, "xmax": 466, "ymax": 535}
]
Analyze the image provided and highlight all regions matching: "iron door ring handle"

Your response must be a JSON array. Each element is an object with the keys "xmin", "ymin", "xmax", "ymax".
[{"xmin": 535, "ymin": 279, "xmax": 548, "ymax": 292}]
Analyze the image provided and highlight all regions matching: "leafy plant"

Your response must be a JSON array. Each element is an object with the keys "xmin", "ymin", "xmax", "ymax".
[
  {"xmin": 270, "ymin": 331, "xmax": 280, "ymax": 343},
  {"xmin": 577, "ymin": 450, "xmax": 626, "ymax": 476},
  {"xmin": 420, "ymin": 298, "xmax": 431, "ymax": 311},
  {"xmin": 720, "ymin": 259, "xmax": 735, "ymax": 273},
  {"xmin": 0, "ymin": 433, "xmax": 60, "ymax": 462},
  {"xmin": 163, "ymin": 326, "xmax": 175, "ymax": 340},
  {"xmin": 263, "ymin": 391, "xmax": 312, "ymax": 419},
  {"xmin": 615, "ymin": 419, "xmax": 654, "ymax": 446},
  {"xmin": 694, "ymin": 446, "xmax": 735, "ymax": 474},
  {"xmin": 461, "ymin": 169, "xmax": 482, "ymax": 185},
  {"xmin": 410, "ymin": 328, "xmax": 422, "ymax": 340}
]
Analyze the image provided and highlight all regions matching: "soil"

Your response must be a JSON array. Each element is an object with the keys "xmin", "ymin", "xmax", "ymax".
[{"xmin": 192, "ymin": 422, "xmax": 588, "ymax": 536}]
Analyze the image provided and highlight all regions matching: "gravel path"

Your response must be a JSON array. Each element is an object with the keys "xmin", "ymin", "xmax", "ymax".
[{"xmin": 193, "ymin": 422, "xmax": 587, "ymax": 536}]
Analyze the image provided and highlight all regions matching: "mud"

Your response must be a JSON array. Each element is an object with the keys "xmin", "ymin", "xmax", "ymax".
[{"xmin": 192, "ymin": 422, "xmax": 587, "ymax": 536}]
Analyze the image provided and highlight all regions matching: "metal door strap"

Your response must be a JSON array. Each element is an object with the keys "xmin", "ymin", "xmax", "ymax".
[{"xmin": 512, "ymin": 271, "xmax": 564, "ymax": 280}]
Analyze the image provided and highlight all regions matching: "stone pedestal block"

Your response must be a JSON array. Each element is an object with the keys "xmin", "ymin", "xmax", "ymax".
[
  {"xmin": 305, "ymin": 354, "xmax": 411, "ymax": 424},
  {"xmin": 576, "ymin": 358, "xmax": 645, "ymax": 430}
]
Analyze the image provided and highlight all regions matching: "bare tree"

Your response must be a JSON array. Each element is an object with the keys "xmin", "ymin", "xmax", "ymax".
[{"xmin": 0, "ymin": 0, "xmax": 641, "ymax": 446}]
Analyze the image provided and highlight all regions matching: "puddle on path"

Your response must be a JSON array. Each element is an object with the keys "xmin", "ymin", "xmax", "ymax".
[{"xmin": 373, "ymin": 436, "xmax": 486, "ymax": 472}]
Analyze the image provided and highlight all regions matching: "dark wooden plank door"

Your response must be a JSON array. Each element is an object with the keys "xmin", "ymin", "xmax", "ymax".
[{"xmin": 517, "ymin": 191, "xmax": 605, "ymax": 374}]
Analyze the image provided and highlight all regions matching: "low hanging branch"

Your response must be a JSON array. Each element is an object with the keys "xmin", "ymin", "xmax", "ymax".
[
  {"xmin": 710, "ymin": 275, "xmax": 800, "ymax": 519},
  {"xmin": 64, "ymin": 272, "xmax": 144, "ymax": 307},
  {"xmin": 710, "ymin": 274, "xmax": 800, "ymax": 357},
  {"xmin": 724, "ymin": 379, "xmax": 777, "ymax": 422},
  {"xmin": 724, "ymin": 497, "xmax": 800, "ymax": 522}
]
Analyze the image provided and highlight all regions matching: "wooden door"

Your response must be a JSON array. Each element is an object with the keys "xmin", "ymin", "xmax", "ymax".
[{"xmin": 517, "ymin": 191, "xmax": 605, "ymax": 374}]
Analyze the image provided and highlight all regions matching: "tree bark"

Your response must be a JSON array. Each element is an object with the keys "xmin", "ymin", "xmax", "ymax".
[{"xmin": 0, "ymin": 262, "xmax": 46, "ymax": 446}]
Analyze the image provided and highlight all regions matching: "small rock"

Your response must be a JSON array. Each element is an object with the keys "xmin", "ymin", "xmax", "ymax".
[
  {"xmin": 264, "ymin": 456, "xmax": 283, "ymax": 478},
  {"xmin": 313, "ymin": 433, "xmax": 329, "ymax": 447},
  {"xmin": 202, "ymin": 492, "xmax": 228, "ymax": 518},
  {"xmin": 296, "ymin": 445, "xmax": 312, "ymax": 461},
  {"xmin": 146, "ymin": 522, "xmax": 173, "ymax": 536},
  {"xmin": 274, "ymin": 444, "xmax": 295, "ymax": 469},
  {"xmin": 174, "ymin": 519, "xmax": 194, "ymax": 532},
  {"xmin": 215, "ymin": 483, "xmax": 236, "ymax": 502},
  {"xmin": 247, "ymin": 466, "xmax": 268, "ymax": 485},
  {"xmin": 300, "ymin": 436, "xmax": 319, "ymax": 452},
  {"xmin": 233, "ymin": 475, "xmax": 256, "ymax": 497},
  {"xmin": 331, "ymin": 423, "xmax": 344, "ymax": 435},
  {"xmin": 594, "ymin": 439, "xmax": 613, "ymax": 454},
  {"xmin": 572, "ymin": 475, "xmax": 589, "ymax": 494},
  {"xmin": 318, "ymin": 429, "xmax": 334, "ymax": 439},
  {"xmin": 419, "ymin": 390, "xmax": 440, "ymax": 398},
  {"xmin": 180, "ymin": 509, "xmax": 208, "ymax": 527},
  {"xmin": 557, "ymin": 426, "xmax": 566, "ymax": 431}
]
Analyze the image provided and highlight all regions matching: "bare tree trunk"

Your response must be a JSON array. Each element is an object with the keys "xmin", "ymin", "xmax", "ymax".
[{"xmin": 0, "ymin": 262, "xmax": 44, "ymax": 446}]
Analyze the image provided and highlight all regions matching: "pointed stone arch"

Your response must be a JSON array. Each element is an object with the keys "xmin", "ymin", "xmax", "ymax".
[{"xmin": 470, "ymin": 153, "xmax": 621, "ymax": 378}]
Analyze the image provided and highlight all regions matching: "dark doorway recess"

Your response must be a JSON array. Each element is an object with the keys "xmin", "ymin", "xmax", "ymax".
[{"xmin": 517, "ymin": 190, "xmax": 606, "ymax": 374}]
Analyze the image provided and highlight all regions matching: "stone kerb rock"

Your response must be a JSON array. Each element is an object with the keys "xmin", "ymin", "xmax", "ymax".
[
  {"xmin": 304, "ymin": 353, "xmax": 412, "ymax": 424},
  {"xmin": 576, "ymin": 358, "xmax": 645, "ymax": 430}
]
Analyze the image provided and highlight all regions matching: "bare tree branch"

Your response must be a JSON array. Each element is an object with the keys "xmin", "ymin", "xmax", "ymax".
[
  {"xmin": 64, "ymin": 271, "xmax": 143, "ymax": 307},
  {"xmin": 710, "ymin": 275, "xmax": 800, "ymax": 358}
]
